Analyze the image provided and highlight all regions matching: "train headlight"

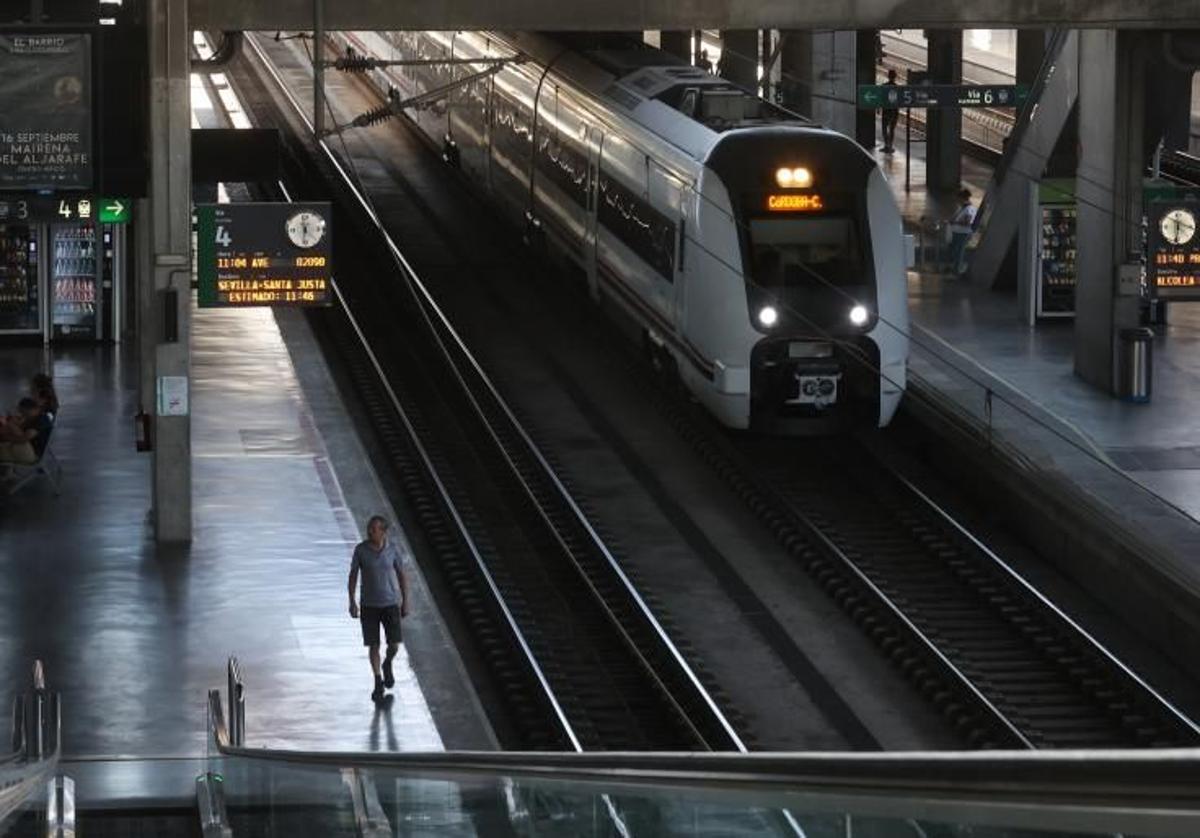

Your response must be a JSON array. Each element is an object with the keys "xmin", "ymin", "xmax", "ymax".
[
  {"xmin": 775, "ymin": 167, "xmax": 812, "ymax": 189},
  {"xmin": 849, "ymin": 304, "xmax": 869, "ymax": 326},
  {"xmin": 758, "ymin": 305, "xmax": 779, "ymax": 327}
]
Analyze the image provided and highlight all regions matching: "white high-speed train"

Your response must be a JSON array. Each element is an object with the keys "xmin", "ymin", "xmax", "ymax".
[{"xmin": 333, "ymin": 30, "xmax": 909, "ymax": 430}]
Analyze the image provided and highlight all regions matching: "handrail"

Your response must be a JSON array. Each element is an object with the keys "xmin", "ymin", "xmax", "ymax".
[
  {"xmin": 0, "ymin": 662, "xmax": 63, "ymax": 831},
  {"xmin": 226, "ymin": 658, "xmax": 244, "ymax": 748},
  {"xmin": 981, "ymin": 27, "xmax": 1070, "ymax": 195},
  {"xmin": 207, "ymin": 672, "xmax": 1200, "ymax": 805},
  {"xmin": 971, "ymin": 28, "xmax": 1072, "ymax": 250},
  {"xmin": 207, "ymin": 692, "xmax": 1200, "ymax": 808}
]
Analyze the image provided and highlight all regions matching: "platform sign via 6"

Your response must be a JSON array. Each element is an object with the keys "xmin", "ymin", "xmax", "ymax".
[{"xmin": 196, "ymin": 202, "xmax": 333, "ymax": 308}]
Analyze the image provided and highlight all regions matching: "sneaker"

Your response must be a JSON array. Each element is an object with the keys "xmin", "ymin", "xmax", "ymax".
[
  {"xmin": 371, "ymin": 679, "xmax": 385, "ymax": 702},
  {"xmin": 382, "ymin": 657, "xmax": 395, "ymax": 689}
]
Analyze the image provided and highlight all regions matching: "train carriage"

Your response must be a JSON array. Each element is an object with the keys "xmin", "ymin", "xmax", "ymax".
[{"xmin": 335, "ymin": 30, "xmax": 909, "ymax": 431}]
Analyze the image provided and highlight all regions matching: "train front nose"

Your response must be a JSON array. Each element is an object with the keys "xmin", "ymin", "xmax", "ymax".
[{"xmin": 750, "ymin": 335, "xmax": 882, "ymax": 431}]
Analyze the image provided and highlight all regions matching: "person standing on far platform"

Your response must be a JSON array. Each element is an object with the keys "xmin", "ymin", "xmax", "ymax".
[
  {"xmin": 696, "ymin": 48, "xmax": 713, "ymax": 74},
  {"xmin": 948, "ymin": 188, "xmax": 978, "ymax": 276},
  {"xmin": 880, "ymin": 69, "xmax": 899, "ymax": 153},
  {"xmin": 348, "ymin": 515, "xmax": 411, "ymax": 703}
]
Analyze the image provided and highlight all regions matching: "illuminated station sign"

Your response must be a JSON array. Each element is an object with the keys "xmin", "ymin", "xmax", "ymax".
[
  {"xmin": 1148, "ymin": 192, "xmax": 1200, "ymax": 301},
  {"xmin": 197, "ymin": 202, "xmax": 333, "ymax": 308}
]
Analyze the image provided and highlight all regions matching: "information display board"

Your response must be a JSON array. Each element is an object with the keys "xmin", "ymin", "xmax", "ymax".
[
  {"xmin": 0, "ymin": 33, "xmax": 92, "ymax": 189},
  {"xmin": 857, "ymin": 83, "xmax": 1029, "ymax": 109},
  {"xmin": 197, "ymin": 202, "xmax": 333, "ymax": 308},
  {"xmin": 1036, "ymin": 179, "xmax": 1077, "ymax": 318},
  {"xmin": 1148, "ymin": 189, "xmax": 1200, "ymax": 301}
]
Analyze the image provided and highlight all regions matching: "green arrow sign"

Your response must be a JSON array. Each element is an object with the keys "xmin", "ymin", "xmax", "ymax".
[{"xmin": 99, "ymin": 198, "xmax": 130, "ymax": 224}]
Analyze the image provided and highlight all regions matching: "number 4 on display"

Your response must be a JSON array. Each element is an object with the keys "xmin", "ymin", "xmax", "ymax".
[{"xmin": 214, "ymin": 225, "xmax": 232, "ymax": 247}]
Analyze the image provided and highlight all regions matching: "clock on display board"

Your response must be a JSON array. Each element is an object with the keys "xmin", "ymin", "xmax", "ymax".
[
  {"xmin": 286, "ymin": 210, "xmax": 327, "ymax": 248},
  {"xmin": 1160, "ymin": 207, "xmax": 1196, "ymax": 246}
]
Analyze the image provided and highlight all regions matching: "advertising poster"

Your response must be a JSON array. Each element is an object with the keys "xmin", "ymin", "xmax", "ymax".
[{"xmin": 0, "ymin": 32, "xmax": 92, "ymax": 189}]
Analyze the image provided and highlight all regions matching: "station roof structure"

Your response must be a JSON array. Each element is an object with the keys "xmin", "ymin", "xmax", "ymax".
[{"xmin": 189, "ymin": 0, "xmax": 1200, "ymax": 30}]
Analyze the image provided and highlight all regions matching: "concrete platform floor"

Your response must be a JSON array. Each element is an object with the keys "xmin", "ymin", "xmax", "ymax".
[
  {"xmin": 0, "ymin": 302, "xmax": 492, "ymax": 758},
  {"xmin": 907, "ymin": 281, "xmax": 1200, "ymax": 522}
]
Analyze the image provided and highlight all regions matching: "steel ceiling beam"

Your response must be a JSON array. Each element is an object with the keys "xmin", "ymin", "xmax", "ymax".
[{"xmin": 188, "ymin": 0, "xmax": 1200, "ymax": 31}]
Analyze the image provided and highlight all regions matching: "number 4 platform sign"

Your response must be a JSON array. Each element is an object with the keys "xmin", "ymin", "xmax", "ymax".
[{"xmin": 197, "ymin": 202, "xmax": 333, "ymax": 308}]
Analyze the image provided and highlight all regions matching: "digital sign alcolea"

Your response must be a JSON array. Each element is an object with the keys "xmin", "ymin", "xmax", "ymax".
[
  {"xmin": 1148, "ymin": 195, "xmax": 1200, "ymax": 301},
  {"xmin": 197, "ymin": 202, "xmax": 333, "ymax": 308}
]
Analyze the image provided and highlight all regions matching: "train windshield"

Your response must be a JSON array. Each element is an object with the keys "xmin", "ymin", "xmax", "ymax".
[{"xmin": 748, "ymin": 216, "xmax": 866, "ymax": 290}]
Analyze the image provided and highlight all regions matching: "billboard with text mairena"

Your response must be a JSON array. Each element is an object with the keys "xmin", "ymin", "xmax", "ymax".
[{"xmin": 0, "ymin": 32, "xmax": 92, "ymax": 190}]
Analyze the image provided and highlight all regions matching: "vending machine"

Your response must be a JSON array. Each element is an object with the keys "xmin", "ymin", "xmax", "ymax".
[
  {"xmin": 1036, "ymin": 179, "xmax": 1078, "ymax": 319},
  {"xmin": 49, "ymin": 221, "xmax": 101, "ymax": 340},
  {"xmin": 0, "ymin": 196, "xmax": 126, "ymax": 343},
  {"xmin": 0, "ymin": 221, "xmax": 42, "ymax": 336}
]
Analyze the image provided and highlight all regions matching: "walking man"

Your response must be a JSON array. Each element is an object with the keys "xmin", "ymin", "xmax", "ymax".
[{"xmin": 348, "ymin": 515, "xmax": 411, "ymax": 702}]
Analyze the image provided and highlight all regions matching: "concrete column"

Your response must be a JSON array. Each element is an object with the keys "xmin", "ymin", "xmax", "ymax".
[
  {"xmin": 1143, "ymin": 41, "xmax": 1194, "ymax": 153},
  {"xmin": 924, "ymin": 29, "xmax": 962, "ymax": 192},
  {"xmin": 147, "ymin": 0, "xmax": 193, "ymax": 542},
  {"xmin": 855, "ymin": 29, "xmax": 878, "ymax": 149},
  {"xmin": 777, "ymin": 30, "xmax": 857, "ymax": 136},
  {"xmin": 778, "ymin": 31, "xmax": 813, "ymax": 115},
  {"xmin": 1074, "ymin": 30, "xmax": 1143, "ymax": 393},
  {"xmin": 1015, "ymin": 29, "xmax": 1046, "ymax": 85},
  {"xmin": 719, "ymin": 29, "xmax": 758, "ymax": 89},
  {"xmin": 659, "ymin": 30, "xmax": 690, "ymax": 63}
]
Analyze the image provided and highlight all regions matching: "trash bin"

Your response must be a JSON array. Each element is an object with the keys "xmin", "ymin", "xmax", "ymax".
[{"xmin": 1117, "ymin": 327, "xmax": 1154, "ymax": 403}]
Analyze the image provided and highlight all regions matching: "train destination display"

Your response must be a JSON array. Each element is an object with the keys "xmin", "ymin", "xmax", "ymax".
[
  {"xmin": 197, "ymin": 202, "xmax": 333, "ymax": 308},
  {"xmin": 1148, "ymin": 191, "xmax": 1200, "ymax": 301}
]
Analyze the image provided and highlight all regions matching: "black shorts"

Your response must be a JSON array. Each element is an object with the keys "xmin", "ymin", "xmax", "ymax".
[{"xmin": 360, "ymin": 605, "xmax": 402, "ymax": 647}]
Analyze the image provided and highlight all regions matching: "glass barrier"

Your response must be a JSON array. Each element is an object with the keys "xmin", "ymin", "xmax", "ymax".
[
  {"xmin": 58, "ymin": 749, "xmax": 1192, "ymax": 838},
  {"xmin": 0, "ymin": 665, "xmax": 61, "ymax": 836}
]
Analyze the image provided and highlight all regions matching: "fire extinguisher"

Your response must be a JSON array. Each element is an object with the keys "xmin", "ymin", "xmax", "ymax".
[{"xmin": 134, "ymin": 409, "xmax": 152, "ymax": 452}]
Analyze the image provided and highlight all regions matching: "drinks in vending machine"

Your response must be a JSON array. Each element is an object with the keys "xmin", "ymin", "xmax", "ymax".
[
  {"xmin": 0, "ymin": 222, "xmax": 40, "ymax": 332},
  {"xmin": 51, "ymin": 223, "xmax": 99, "ymax": 338}
]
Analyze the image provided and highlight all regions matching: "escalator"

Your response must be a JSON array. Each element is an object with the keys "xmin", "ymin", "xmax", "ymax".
[{"xmin": 966, "ymin": 29, "xmax": 1079, "ymax": 288}]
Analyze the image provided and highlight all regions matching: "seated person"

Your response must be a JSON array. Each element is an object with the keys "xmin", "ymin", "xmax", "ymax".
[
  {"xmin": 31, "ymin": 373, "xmax": 59, "ymax": 418},
  {"xmin": 0, "ymin": 398, "xmax": 52, "ymax": 465}
]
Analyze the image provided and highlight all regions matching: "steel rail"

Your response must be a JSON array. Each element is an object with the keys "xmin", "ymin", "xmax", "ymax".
[
  {"xmin": 271, "ymin": 180, "xmax": 582, "ymax": 752},
  {"xmin": 244, "ymin": 31, "xmax": 745, "ymax": 754},
  {"xmin": 890, "ymin": 468, "xmax": 1200, "ymax": 741}
]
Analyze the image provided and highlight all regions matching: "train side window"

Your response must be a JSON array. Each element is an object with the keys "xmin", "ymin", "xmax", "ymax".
[{"xmin": 679, "ymin": 87, "xmax": 700, "ymax": 118}]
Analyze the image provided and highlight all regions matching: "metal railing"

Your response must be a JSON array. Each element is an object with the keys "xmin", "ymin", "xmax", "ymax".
[
  {"xmin": 0, "ymin": 662, "xmax": 63, "ymax": 833},
  {"xmin": 205, "ymin": 673, "xmax": 1200, "ymax": 833}
]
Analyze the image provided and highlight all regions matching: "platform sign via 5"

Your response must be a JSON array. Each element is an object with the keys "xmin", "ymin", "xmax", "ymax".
[{"xmin": 196, "ymin": 202, "xmax": 333, "ymax": 308}]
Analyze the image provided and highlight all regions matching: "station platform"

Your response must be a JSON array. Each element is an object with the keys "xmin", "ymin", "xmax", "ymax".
[
  {"xmin": 862, "ymin": 123, "xmax": 1200, "ymax": 678},
  {"xmin": 0, "ymin": 302, "xmax": 493, "ymax": 758},
  {"xmin": 871, "ymin": 132, "xmax": 992, "ymax": 233}
]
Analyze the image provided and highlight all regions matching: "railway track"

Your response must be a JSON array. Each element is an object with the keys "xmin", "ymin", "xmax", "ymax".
[
  {"xmin": 235, "ymin": 31, "xmax": 1200, "ymax": 754},
  {"xmin": 646, "ymin": 383, "xmax": 1200, "ymax": 749},
  {"xmin": 234, "ymin": 34, "xmax": 747, "ymax": 754}
]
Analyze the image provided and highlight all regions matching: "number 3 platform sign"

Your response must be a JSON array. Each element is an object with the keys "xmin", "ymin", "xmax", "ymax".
[{"xmin": 197, "ymin": 202, "xmax": 333, "ymax": 308}]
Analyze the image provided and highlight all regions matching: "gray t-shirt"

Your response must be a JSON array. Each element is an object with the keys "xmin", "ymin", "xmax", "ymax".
[{"xmin": 352, "ymin": 539, "xmax": 406, "ymax": 608}]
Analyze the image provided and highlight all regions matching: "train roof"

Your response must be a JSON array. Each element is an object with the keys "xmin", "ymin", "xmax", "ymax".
[{"xmin": 501, "ymin": 32, "xmax": 827, "ymax": 163}]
